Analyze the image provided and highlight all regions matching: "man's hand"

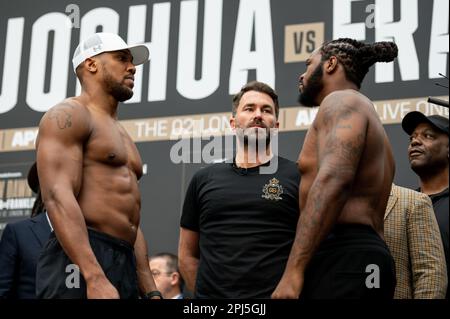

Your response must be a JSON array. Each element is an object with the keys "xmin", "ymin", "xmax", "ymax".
[
  {"xmin": 86, "ymin": 275, "xmax": 120, "ymax": 299},
  {"xmin": 271, "ymin": 271, "xmax": 304, "ymax": 299}
]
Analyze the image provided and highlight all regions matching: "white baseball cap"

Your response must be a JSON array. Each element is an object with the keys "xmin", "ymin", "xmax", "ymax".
[{"xmin": 72, "ymin": 32, "xmax": 149, "ymax": 73}]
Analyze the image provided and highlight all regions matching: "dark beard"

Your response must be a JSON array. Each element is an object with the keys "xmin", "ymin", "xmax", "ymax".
[
  {"xmin": 298, "ymin": 63, "xmax": 324, "ymax": 107},
  {"xmin": 103, "ymin": 69, "xmax": 134, "ymax": 102},
  {"xmin": 238, "ymin": 126, "xmax": 273, "ymax": 152},
  {"xmin": 243, "ymin": 130, "xmax": 272, "ymax": 148}
]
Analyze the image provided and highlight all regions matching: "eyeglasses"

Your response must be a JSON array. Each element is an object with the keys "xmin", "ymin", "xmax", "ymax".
[{"xmin": 151, "ymin": 270, "xmax": 174, "ymax": 277}]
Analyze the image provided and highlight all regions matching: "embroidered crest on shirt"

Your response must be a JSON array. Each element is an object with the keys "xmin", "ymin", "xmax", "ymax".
[{"xmin": 262, "ymin": 178, "xmax": 283, "ymax": 201}]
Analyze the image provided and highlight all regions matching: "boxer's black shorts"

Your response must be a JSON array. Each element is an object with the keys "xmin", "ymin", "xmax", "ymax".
[{"xmin": 36, "ymin": 228, "xmax": 139, "ymax": 299}]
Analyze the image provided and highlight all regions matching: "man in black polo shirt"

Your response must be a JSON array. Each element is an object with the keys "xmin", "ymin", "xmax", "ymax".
[
  {"xmin": 178, "ymin": 81, "xmax": 300, "ymax": 298},
  {"xmin": 402, "ymin": 112, "xmax": 449, "ymax": 298}
]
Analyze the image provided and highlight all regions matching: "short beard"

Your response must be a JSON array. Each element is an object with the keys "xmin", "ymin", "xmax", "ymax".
[
  {"xmin": 298, "ymin": 62, "xmax": 324, "ymax": 107},
  {"xmin": 103, "ymin": 68, "xmax": 134, "ymax": 102},
  {"xmin": 236, "ymin": 126, "xmax": 272, "ymax": 151},
  {"xmin": 243, "ymin": 130, "xmax": 271, "ymax": 148}
]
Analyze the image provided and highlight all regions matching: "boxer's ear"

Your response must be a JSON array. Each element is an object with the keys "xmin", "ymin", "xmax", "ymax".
[
  {"xmin": 85, "ymin": 58, "xmax": 98, "ymax": 73},
  {"xmin": 325, "ymin": 56, "xmax": 338, "ymax": 74}
]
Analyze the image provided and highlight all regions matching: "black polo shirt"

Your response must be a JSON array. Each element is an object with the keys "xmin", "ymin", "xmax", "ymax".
[
  {"xmin": 181, "ymin": 156, "xmax": 300, "ymax": 298},
  {"xmin": 429, "ymin": 188, "xmax": 449, "ymax": 298}
]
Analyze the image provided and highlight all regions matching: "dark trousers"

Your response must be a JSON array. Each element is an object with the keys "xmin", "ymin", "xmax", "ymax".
[
  {"xmin": 36, "ymin": 228, "xmax": 139, "ymax": 299},
  {"xmin": 302, "ymin": 224, "xmax": 396, "ymax": 299}
]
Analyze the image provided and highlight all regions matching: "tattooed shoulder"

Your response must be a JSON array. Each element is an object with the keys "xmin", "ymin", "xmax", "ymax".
[
  {"xmin": 47, "ymin": 103, "xmax": 75, "ymax": 130},
  {"xmin": 320, "ymin": 98, "xmax": 360, "ymax": 126}
]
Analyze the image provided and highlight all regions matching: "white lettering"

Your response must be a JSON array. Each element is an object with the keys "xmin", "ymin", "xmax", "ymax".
[
  {"xmin": 365, "ymin": 264, "xmax": 380, "ymax": 289},
  {"xmin": 0, "ymin": 18, "xmax": 24, "ymax": 114},
  {"xmin": 11, "ymin": 130, "xmax": 38, "ymax": 147},
  {"xmin": 0, "ymin": 198, "xmax": 35, "ymax": 210},
  {"xmin": 66, "ymin": 4, "xmax": 80, "ymax": 29},
  {"xmin": 192, "ymin": 137, "xmax": 201, "ymax": 163},
  {"xmin": 333, "ymin": 0, "xmax": 366, "ymax": 40},
  {"xmin": 229, "ymin": 0, "xmax": 275, "ymax": 94},
  {"xmin": 365, "ymin": 4, "xmax": 376, "ymax": 29},
  {"xmin": 65, "ymin": 264, "xmax": 80, "ymax": 289},
  {"xmin": 135, "ymin": 120, "xmax": 168, "ymax": 137},
  {"xmin": 177, "ymin": 0, "xmax": 222, "ymax": 99},
  {"xmin": 26, "ymin": 13, "xmax": 72, "ymax": 111},
  {"xmin": 295, "ymin": 108, "xmax": 318, "ymax": 126},
  {"xmin": 201, "ymin": 135, "xmax": 222, "ymax": 163},
  {"xmin": 170, "ymin": 138, "xmax": 191, "ymax": 164},
  {"xmin": 127, "ymin": 3, "xmax": 171, "ymax": 103},
  {"xmin": 147, "ymin": 3, "xmax": 171, "ymax": 102},
  {"xmin": 125, "ymin": 5, "xmax": 147, "ymax": 104},
  {"xmin": 375, "ymin": 0, "xmax": 419, "ymax": 82},
  {"xmin": 429, "ymin": 0, "xmax": 449, "ymax": 78}
]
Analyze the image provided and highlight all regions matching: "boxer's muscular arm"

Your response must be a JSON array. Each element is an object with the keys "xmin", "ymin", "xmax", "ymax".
[
  {"xmin": 272, "ymin": 93, "xmax": 368, "ymax": 298},
  {"xmin": 134, "ymin": 227, "xmax": 161, "ymax": 298},
  {"xmin": 289, "ymin": 94, "xmax": 368, "ymax": 271},
  {"xmin": 37, "ymin": 101, "xmax": 119, "ymax": 299}
]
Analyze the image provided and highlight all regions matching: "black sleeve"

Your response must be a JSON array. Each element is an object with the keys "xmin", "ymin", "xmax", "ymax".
[
  {"xmin": 0, "ymin": 224, "xmax": 19, "ymax": 298},
  {"xmin": 180, "ymin": 172, "xmax": 201, "ymax": 232}
]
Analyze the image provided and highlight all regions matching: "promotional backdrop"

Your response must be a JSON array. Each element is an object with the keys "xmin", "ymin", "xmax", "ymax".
[{"xmin": 0, "ymin": 0, "xmax": 448, "ymax": 254}]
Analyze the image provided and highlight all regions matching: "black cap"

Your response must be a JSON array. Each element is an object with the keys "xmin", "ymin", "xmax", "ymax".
[
  {"xmin": 401, "ymin": 111, "xmax": 449, "ymax": 136},
  {"xmin": 27, "ymin": 162, "xmax": 39, "ymax": 193}
]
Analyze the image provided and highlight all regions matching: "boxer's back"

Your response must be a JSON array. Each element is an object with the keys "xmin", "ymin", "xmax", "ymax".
[{"xmin": 298, "ymin": 90, "xmax": 394, "ymax": 237}]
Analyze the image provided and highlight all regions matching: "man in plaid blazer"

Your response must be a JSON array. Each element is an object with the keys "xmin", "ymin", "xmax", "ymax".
[{"xmin": 384, "ymin": 184, "xmax": 447, "ymax": 298}]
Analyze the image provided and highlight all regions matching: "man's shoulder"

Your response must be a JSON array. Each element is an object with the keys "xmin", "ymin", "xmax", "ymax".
[
  {"xmin": 272, "ymin": 155, "xmax": 298, "ymax": 169},
  {"xmin": 46, "ymin": 98, "xmax": 89, "ymax": 115},
  {"xmin": 434, "ymin": 187, "xmax": 449, "ymax": 198},
  {"xmin": 276, "ymin": 156, "xmax": 297, "ymax": 167},
  {"xmin": 392, "ymin": 184, "xmax": 432, "ymax": 205},
  {"xmin": 1, "ymin": 218, "xmax": 33, "ymax": 239},
  {"xmin": 319, "ymin": 90, "xmax": 373, "ymax": 114},
  {"xmin": 430, "ymin": 187, "xmax": 449, "ymax": 207},
  {"xmin": 273, "ymin": 156, "xmax": 301, "ymax": 181},
  {"xmin": 323, "ymin": 89, "xmax": 370, "ymax": 103},
  {"xmin": 37, "ymin": 98, "xmax": 92, "ymax": 140},
  {"xmin": 5, "ymin": 217, "xmax": 33, "ymax": 229},
  {"xmin": 4, "ymin": 213, "xmax": 47, "ymax": 230}
]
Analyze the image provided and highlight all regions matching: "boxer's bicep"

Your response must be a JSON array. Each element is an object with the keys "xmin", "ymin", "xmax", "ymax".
[{"xmin": 36, "ymin": 102, "xmax": 90, "ymax": 200}]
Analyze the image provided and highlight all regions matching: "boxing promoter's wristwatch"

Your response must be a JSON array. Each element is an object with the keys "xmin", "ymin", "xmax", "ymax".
[{"xmin": 142, "ymin": 290, "xmax": 163, "ymax": 299}]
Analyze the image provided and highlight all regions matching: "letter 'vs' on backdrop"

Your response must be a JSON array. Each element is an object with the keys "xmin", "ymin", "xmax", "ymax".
[{"xmin": 0, "ymin": 0, "xmax": 448, "ymax": 253}]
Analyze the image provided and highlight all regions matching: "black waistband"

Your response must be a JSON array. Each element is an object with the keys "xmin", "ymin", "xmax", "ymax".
[
  {"xmin": 87, "ymin": 228, "xmax": 134, "ymax": 251},
  {"xmin": 50, "ymin": 227, "xmax": 134, "ymax": 251},
  {"xmin": 326, "ymin": 223, "xmax": 379, "ymax": 238},
  {"xmin": 317, "ymin": 223, "xmax": 387, "ymax": 251}
]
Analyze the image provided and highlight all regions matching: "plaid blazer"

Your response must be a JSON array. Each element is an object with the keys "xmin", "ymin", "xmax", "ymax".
[{"xmin": 384, "ymin": 184, "xmax": 447, "ymax": 299}]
